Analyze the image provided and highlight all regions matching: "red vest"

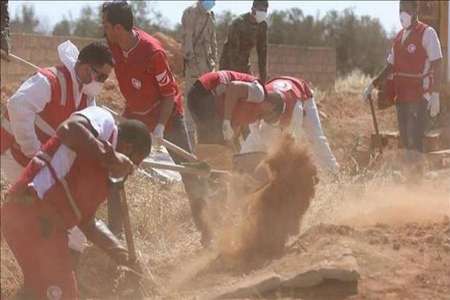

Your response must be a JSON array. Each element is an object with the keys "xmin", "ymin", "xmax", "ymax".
[
  {"xmin": 0, "ymin": 65, "xmax": 90, "ymax": 166},
  {"xmin": 8, "ymin": 136, "xmax": 110, "ymax": 229},
  {"xmin": 199, "ymin": 71, "xmax": 265, "ymax": 127},
  {"xmin": 109, "ymin": 28, "xmax": 183, "ymax": 131},
  {"xmin": 392, "ymin": 21, "xmax": 429, "ymax": 102},
  {"xmin": 265, "ymin": 76, "xmax": 313, "ymax": 128}
]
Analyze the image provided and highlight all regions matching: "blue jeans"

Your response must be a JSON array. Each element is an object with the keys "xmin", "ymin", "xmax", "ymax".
[{"xmin": 396, "ymin": 99, "xmax": 427, "ymax": 153}]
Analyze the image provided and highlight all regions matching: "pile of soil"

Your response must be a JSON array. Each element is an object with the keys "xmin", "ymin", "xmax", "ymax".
[
  {"xmin": 217, "ymin": 134, "xmax": 318, "ymax": 268},
  {"xmin": 153, "ymin": 32, "xmax": 183, "ymax": 77}
]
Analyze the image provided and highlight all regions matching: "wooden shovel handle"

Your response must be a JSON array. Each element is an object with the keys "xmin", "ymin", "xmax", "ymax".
[
  {"xmin": 160, "ymin": 139, "xmax": 198, "ymax": 162},
  {"xmin": 119, "ymin": 186, "xmax": 137, "ymax": 262}
]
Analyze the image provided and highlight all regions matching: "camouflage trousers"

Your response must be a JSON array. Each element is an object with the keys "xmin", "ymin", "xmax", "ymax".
[{"xmin": 184, "ymin": 70, "xmax": 200, "ymax": 148}]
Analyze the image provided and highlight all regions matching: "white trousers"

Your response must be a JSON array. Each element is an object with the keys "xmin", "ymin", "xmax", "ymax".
[
  {"xmin": 1, "ymin": 150, "xmax": 88, "ymax": 252},
  {"xmin": 241, "ymin": 97, "xmax": 339, "ymax": 174}
]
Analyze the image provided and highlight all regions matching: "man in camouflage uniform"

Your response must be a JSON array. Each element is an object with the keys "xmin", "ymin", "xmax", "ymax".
[
  {"xmin": 219, "ymin": 0, "xmax": 268, "ymax": 83},
  {"xmin": 182, "ymin": 0, "xmax": 217, "ymax": 145}
]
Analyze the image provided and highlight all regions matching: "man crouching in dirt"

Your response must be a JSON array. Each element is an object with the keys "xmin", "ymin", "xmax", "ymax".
[
  {"xmin": 1, "ymin": 106, "xmax": 151, "ymax": 299},
  {"xmin": 187, "ymin": 70, "xmax": 284, "ymax": 147},
  {"xmin": 241, "ymin": 76, "xmax": 340, "ymax": 176}
]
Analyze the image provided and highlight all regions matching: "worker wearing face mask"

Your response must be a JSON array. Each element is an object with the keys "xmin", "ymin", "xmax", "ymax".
[
  {"xmin": 0, "ymin": 40, "xmax": 113, "ymax": 262},
  {"xmin": 363, "ymin": 0, "xmax": 443, "ymax": 171},
  {"xmin": 181, "ymin": 0, "xmax": 218, "ymax": 145},
  {"xmin": 219, "ymin": 0, "xmax": 268, "ymax": 83}
]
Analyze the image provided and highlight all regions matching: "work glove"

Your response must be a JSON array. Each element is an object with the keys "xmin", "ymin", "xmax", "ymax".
[
  {"xmin": 425, "ymin": 92, "xmax": 440, "ymax": 117},
  {"xmin": 362, "ymin": 82, "xmax": 374, "ymax": 103},
  {"xmin": 222, "ymin": 119, "xmax": 234, "ymax": 142},
  {"xmin": 151, "ymin": 123, "xmax": 165, "ymax": 151}
]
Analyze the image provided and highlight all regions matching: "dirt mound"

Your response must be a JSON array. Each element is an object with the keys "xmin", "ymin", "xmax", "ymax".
[
  {"xmin": 168, "ymin": 217, "xmax": 449, "ymax": 299},
  {"xmin": 218, "ymin": 134, "xmax": 318, "ymax": 268},
  {"xmin": 153, "ymin": 32, "xmax": 183, "ymax": 77}
]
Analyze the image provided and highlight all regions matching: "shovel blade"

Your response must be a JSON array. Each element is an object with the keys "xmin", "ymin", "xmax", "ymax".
[{"xmin": 232, "ymin": 151, "xmax": 267, "ymax": 174}]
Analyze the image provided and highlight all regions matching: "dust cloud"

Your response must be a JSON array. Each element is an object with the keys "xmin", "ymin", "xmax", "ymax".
[
  {"xmin": 334, "ymin": 182, "xmax": 450, "ymax": 226},
  {"xmin": 216, "ymin": 134, "xmax": 318, "ymax": 267}
]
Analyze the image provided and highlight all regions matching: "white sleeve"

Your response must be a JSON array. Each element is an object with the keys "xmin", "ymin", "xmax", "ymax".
[
  {"xmin": 6, "ymin": 73, "xmax": 51, "ymax": 157},
  {"xmin": 73, "ymin": 106, "xmax": 116, "ymax": 142},
  {"xmin": 422, "ymin": 27, "xmax": 443, "ymax": 62},
  {"xmin": 387, "ymin": 47, "xmax": 394, "ymax": 65},
  {"xmin": 302, "ymin": 98, "xmax": 339, "ymax": 174},
  {"xmin": 87, "ymin": 96, "xmax": 96, "ymax": 107},
  {"xmin": 290, "ymin": 101, "xmax": 304, "ymax": 141}
]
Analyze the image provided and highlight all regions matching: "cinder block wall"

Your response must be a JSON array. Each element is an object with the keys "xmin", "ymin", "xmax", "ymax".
[
  {"xmin": 3, "ymin": 33, "xmax": 336, "ymax": 90},
  {"xmin": 3, "ymin": 34, "xmax": 97, "ymax": 83},
  {"xmin": 250, "ymin": 44, "xmax": 336, "ymax": 89}
]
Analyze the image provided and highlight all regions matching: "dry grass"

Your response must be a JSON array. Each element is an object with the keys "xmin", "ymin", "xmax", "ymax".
[{"xmin": 3, "ymin": 71, "xmax": 445, "ymax": 298}]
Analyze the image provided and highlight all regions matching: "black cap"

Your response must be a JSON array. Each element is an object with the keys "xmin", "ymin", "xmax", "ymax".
[{"xmin": 253, "ymin": 0, "xmax": 269, "ymax": 9}]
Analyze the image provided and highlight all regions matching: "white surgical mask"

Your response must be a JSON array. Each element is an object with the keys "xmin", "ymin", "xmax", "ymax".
[
  {"xmin": 400, "ymin": 12, "xmax": 412, "ymax": 29},
  {"xmin": 255, "ymin": 11, "xmax": 267, "ymax": 23},
  {"xmin": 82, "ymin": 80, "xmax": 103, "ymax": 97}
]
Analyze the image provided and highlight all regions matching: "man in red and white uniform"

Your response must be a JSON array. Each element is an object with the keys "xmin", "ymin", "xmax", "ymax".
[
  {"xmin": 241, "ymin": 76, "xmax": 340, "ymax": 175},
  {"xmin": 1, "ymin": 106, "xmax": 151, "ymax": 300},
  {"xmin": 101, "ymin": 1, "xmax": 212, "ymax": 246},
  {"xmin": 0, "ymin": 41, "xmax": 113, "ymax": 254},
  {"xmin": 187, "ymin": 70, "xmax": 283, "ymax": 145},
  {"xmin": 364, "ymin": 0, "xmax": 443, "ymax": 165}
]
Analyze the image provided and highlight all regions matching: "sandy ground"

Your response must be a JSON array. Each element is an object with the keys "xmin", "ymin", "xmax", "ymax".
[{"xmin": 1, "ymin": 52, "xmax": 450, "ymax": 299}]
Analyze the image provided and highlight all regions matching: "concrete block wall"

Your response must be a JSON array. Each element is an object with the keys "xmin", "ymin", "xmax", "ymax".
[
  {"xmin": 3, "ymin": 34, "xmax": 336, "ymax": 90},
  {"xmin": 2, "ymin": 34, "xmax": 97, "ymax": 83},
  {"xmin": 250, "ymin": 44, "xmax": 336, "ymax": 89}
]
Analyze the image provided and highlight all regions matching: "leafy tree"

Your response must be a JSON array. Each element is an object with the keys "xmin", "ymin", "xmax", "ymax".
[
  {"xmin": 10, "ymin": 4, "xmax": 40, "ymax": 34},
  {"xmin": 53, "ymin": 18, "xmax": 72, "ymax": 36},
  {"xmin": 264, "ymin": 7, "xmax": 390, "ymax": 75},
  {"xmin": 322, "ymin": 8, "xmax": 390, "ymax": 75},
  {"xmin": 130, "ymin": 1, "xmax": 151, "ymax": 30},
  {"xmin": 215, "ymin": 10, "xmax": 236, "ymax": 48},
  {"xmin": 72, "ymin": 5, "xmax": 102, "ymax": 38}
]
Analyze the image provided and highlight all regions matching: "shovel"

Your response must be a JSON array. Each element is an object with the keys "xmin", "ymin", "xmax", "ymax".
[
  {"xmin": 141, "ymin": 159, "xmax": 230, "ymax": 177},
  {"xmin": 368, "ymin": 94, "xmax": 383, "ymax": 155}
]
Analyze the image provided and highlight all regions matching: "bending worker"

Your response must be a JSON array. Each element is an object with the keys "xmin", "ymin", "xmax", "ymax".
[
  {"xmin": 1, "ymin": 106, "xmax": 151, "ymax": 300},
  {"xmin": 187, "ymin": 70, "xmax": 284, "ymax": 146},
  {"xmin": 241, "ymin": 76, "xmax": 340, "ymax": 175},
  {"xmin": 0, "ymin": 40, "xmax": 113, "ymax": 258}
]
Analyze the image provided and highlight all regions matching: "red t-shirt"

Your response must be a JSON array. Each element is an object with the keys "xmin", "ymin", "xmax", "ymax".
[
  {"xmin": 198, "ymin": 71, "xmax": 265, "ymax": 127},
  {"xmin": 265, "ymin": 76, "xmax": 313, "ymax": 127},
  {"xmin": 198, "ymin": 70, "xmax": 257, "ymax": 92},
  {"xmin": 108, "ymin": 27, "xmax": 183, "ymax": 131}
]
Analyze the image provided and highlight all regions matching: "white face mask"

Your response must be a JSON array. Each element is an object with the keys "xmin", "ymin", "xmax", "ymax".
[
  {"xmin": 400, "ymin": 12, "xmax": 412, "ymax": 29},
  {"xmin": 255, "ymin": 11, "xmax": 267, "ymax": 23},
  {"xmin": 82, "ymin": 80, "xmax": 103, "ymax": 97}
]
